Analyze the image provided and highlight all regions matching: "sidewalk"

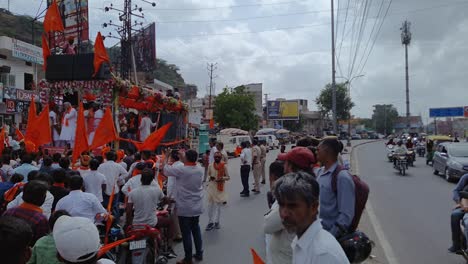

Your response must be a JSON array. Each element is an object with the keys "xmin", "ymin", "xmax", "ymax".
[{"xmin": 342, "ymin": 140, "xmax": 387, "ymax": 264}]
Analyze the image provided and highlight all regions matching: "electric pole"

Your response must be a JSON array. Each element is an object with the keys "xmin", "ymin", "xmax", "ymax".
[
  {"xmin": 207, "ymin": 63, "xmax": 217, "ymax": 109},
  {"xmin": 264, "ymin": 93, "xmax": 269, "ymax": 127},
  {"xmin": 331, "ymin": 0, "xmax": 337, "ymax": 134},
  {"xmin": 401, "ymin": 20, "xmax": 412, "ymax": 132}
]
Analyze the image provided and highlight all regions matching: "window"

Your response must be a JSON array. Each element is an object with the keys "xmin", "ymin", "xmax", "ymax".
[{"xmin": 0, "ymin": 73, "xmax": 15, "ymax": 87}]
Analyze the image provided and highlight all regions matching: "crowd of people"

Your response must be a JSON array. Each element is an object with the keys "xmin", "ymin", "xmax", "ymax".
[{"xmin": 0, "ymin": 132, "xmax": 370, "ymax": 264}]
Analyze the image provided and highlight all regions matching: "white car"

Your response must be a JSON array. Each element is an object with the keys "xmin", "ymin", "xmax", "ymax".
[{"xmin": 255, "ymin": 135, "xmax": 280, "ymax": 149}]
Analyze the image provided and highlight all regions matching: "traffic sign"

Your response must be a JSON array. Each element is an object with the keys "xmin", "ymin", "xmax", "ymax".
[
  {"xmin": 464, "ymin": 106, "xmax": 468, "ymax": 117},
  {"xmin": 429, "ymin": 107, "xmax": 464, "ymax": 118}
]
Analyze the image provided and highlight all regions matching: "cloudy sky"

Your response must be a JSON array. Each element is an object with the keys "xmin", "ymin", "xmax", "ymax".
[{"xmin": 3, "ymin": 0, "xmax": 468, "ymax": 122}]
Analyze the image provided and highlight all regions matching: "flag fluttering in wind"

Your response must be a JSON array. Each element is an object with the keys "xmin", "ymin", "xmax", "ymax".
[
  {"xmin": 72, "ymin": 102, "xmax": 89, "ymax": 164},
  {"xmin": 89, "ymin": 107, "xmax": 117, "ymax": 150},
  {"xmin": 93, "ymin": 32, "xmax": 110, "ymax": 76},
  {"xmin": 41, "ymin": 34, "xmax": 51, "ymax": 71},
  {"xmin": 43, "ymin": 0, "xmax": 65, "ymax": 33},
  {"xmin": 250, "ymin": 248, "xmax": 265, "ymax": 264}
]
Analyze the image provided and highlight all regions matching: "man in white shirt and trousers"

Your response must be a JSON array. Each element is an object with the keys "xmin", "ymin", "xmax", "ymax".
[
  {"xmin": 274, "ymin": 171, "xmax": 350, "ymax": 264},
  {"xmin": 49, "ymin": 103, "xmax": 61, "ymax": 147},
  {"xmin": 88, "ymin": 103, "xmax": 104, "ymax": 144},
  {"xmin": 138, "ymin": 112, "xmax": 156, "ymax": 141},
  {"xmin": 59, "ymin": 102, "xmax": 77, "ymax": 148}
]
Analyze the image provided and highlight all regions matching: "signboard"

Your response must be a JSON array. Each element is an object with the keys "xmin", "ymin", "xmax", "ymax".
[
  {"xmin": 5, "ymin": 100, "xmax": 15, "ymax": 113},
  {"xmin": 4, "ymin": 87, "xmax": 17, "ymax": 100},
  {"xmin": 48, "ymin": 0, "xmax": 89, "ymax": 43},
  {"xmin": 16, "ymin": 89, "xmax": 39, "ymax": 102},
  {"xmin": 267, "ymin": 100, "xmax": 299, "ymax": 120},
  {"xmin": 132, "ymin": 23, "xmax": 156, "ymax": 72},
  {"xmin": 16, "ymin": 101, "xmax": 30, "ymax": 114},
  {"xmin": 464, "ymin": 106, "xmax": 468, "ymax": 118},
  {"xmin": 429, "ymin": 107, "xmax": 464, "ymax": 118},
  {"xmin": 11, "ymin": 38, "xmax": 43, "ymax": 65}
]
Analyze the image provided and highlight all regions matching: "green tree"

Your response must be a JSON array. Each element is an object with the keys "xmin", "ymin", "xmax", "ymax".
[
  {"xmin": 283, "ymin": 114, "xmax": 304, "ymax": 132},
  {"xmin": 372, "ymin": 104, "xmax": 399, "ymax": 135},
  {"xmin": 214, "ymin": 86, "xmax": 258, "ymax": 130},
  {"xmin": 315, "ymin": 83, "xmax": 354, "ymax": 121}
]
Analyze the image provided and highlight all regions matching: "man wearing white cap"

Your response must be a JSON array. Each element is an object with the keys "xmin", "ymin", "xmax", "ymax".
[{"xmin": 53, "ymin": 215, "xmax": 115, "ymax": 264}]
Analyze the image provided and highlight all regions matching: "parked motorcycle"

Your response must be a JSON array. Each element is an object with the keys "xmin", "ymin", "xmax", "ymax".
[{"xmin": 393, "ymin": 154, "xmax": 408, "ymax": 176}]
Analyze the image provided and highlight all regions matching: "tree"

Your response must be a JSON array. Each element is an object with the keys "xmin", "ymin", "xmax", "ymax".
[
  {"xmin": 372, "ymin": 104, "xmax": 399, "ymax": 135},
  {"xmin": 315, "ymin": 83, "xmax": 354, "ymax": 121},
  {"xmin": 283, "ymin": 114, "xmax": 304, "ymax": 132},
  {"xmin": 214, "ymin": 86, "xmax": 258, "ymax": 131}
]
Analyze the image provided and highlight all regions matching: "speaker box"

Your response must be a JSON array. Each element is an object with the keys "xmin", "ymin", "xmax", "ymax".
[
  {"xmin": 46, "ymin": 55, "xmax": 74, "ymax": 80},
  {"xmin": 73, "ymin": 53, "xmax": 94, "ymax": 80}
]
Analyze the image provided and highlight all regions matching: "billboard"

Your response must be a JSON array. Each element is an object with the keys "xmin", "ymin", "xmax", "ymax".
[
  {"xmin": 429, "ymin": 107, "xmax": 464, "ymax": 118},
  {"xmin": 132, "ymin": 23, "xmax": 156, "ymax": 72},
  {"xmin": 267, "ymin": 100, "xmax": 299, "ymax": 120},
  {"xmin": 47, "ymin": 0, "xmax": 89, "ymax": 43},
  {"xmin": 11, "ymin": 38, "xmax": 43, "ymax": 65}
]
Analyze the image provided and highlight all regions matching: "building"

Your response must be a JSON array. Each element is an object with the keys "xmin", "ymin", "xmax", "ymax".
[
  {"xmin": 0, "ymin": 36, "xmax": 44, "ymax": 128},
  {"xmin": 427, "ymin": 118, "xmax": 468, "ymax": 137},
  {"xmin": 244, "ymin": 83, "xmax": 263, "ymax": 119},
  {"xmin": 394, "ymin": 116, "xmax": 424, "ymax": 134},
  {"xmin": 302, "ymin": 111, "xmax": 323, "ymax": 135},
  {"xmin": 187, "ymin": 97, "xmax": 206, "ymax": 126}
]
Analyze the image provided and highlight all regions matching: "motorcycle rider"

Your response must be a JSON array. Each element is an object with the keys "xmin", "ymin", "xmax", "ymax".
[
  {"xmin": 406, "ymin": 138, "xmax": 414, "ymax": 149},
  {"xmin": 393, "ymin": 141, "xmax": 408, "ymax": 166},
  {"xmin": 448, "ymin": 173, "xmax": 468, "ymax": 253}
]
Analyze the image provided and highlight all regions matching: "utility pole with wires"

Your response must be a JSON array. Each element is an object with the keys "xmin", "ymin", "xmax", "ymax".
[
  {"xmin": 331, "ymin": 0, "xmax": 338, "ymax": 134},
  {"xmin": 401, "ymin": 20, "xmax": 412, "ymax": 132},
  {"xmin": 207, "ymin": 63, "xmax": 217, "ymax": 109}
]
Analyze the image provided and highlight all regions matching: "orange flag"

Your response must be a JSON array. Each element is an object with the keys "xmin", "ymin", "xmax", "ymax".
[
  {"xmin": 15, "ymin": 128, "xmax": 24, "ymax": 141},
  {"xmin": 93, "ymin": 32, "xmax": 110, "ymax": 76},
  {"xmin": 26, "ymin": 105, "xmax": 52, "ymax": 147},
  {"xmin": 139, "ymin": 122, "xmax": 172, "ymax": 151},
  {"xmin": 250, "ymin": 248, "xmax": 265, "ymax": 264},
  {"xmin": 209, "ymin": 118, "xmax": 214, "ymax": 129},
  {"xmin": 89, "ymin": 107, "xmax": 117, "ymax": 150},
  {"xmin": 25, "ymin": 97, "xmax": 37, "ymax": 140},
  {"xmin": 43, "ymin": 0, "xmax": 65, "ymax": 33},
  {"xmin": 42, "ymin": 34, "xmax": 51, "ymax": 71},
  {"xmin": 0, "ymin": 127, "xmax": 5, "ymax": 155},
  {"xmin": 72, "ymin": 102, "xmax": 89, "ymax": 164}
]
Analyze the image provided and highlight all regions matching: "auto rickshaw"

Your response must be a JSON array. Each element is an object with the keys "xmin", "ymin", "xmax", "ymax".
[{"xmin": 426, "ymin": 135, "xmax": 452, "ymax": 165}]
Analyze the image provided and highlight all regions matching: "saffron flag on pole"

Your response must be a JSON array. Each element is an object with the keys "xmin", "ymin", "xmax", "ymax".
[
  {"xmin": 139, "ymin": 122, "xmax": 172, "ymax": 151},
  {"xmin": 41, "ymin": 34, "xmax": 51, "ymax": 71},
  {"xmin": 250, "ymin": 248, "xmax": 265, "ymax": 264},
  {"xmin": 89, "ymin": 107, "xmax": 117, "ymax": 150},
  {"xmin": 26, "ymin": 105, "xmax": 52, "ymax": 147},
  {"xmin": 93, "ymin": 32, "xmax": 110, "ymax": 76},
  {"xmin": 72, "ymin": 102, "xmax": 89, "ymax": 164},
  {"xmin": 43, "ymin": 0, "xmax": 65, "ymax": 33},
  {"xmin": 15, "ymin": 128, "xmax": 24, "ymax": 141}
]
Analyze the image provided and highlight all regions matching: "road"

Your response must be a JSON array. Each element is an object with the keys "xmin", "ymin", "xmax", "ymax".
[
  {"xmin": 355, "ymin": 141, "xmax": 463, "ymax": 264},
  {"xmin": 169, "ymin": 147, "xmax": 282, "ymax": 263}
]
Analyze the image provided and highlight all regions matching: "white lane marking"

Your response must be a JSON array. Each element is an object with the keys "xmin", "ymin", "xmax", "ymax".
[{"xmin": 352, "ymin": 143, "xmax": 399, "ymax": 264}]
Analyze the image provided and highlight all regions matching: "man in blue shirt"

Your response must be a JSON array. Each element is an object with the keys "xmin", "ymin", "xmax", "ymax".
[
  {"xmin": 448, "ymin": 173, "xmax": 468, "ymax": 253},
  {"xmin": 13, "ymin": 154, "xmax": 39, "ymax": 182},
  {"xmin": 316, "ymin": 138, "xmax": 355, "ymax": 237}
]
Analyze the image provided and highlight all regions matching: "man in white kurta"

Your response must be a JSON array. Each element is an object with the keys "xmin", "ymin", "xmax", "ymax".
[
  {"xmin": 138, "ymin": 112, "xmax": 156, "ymax": 141},
  {"xmin": 88, "ymin": 106, "xmax": 104, "ymax": 144},
  {"xmin": 49, "ymin": 107, "xmax": 60, "ymax": 146},
  {"xmin": 59, "ymin": 102, "xmax": 77, "ymax": 147}
]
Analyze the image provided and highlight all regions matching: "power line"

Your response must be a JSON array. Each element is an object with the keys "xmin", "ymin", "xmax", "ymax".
[
  {"xmin": 348, "ymin": 0, "xmax": 371, "ymax": 77},
  {"xmin": 336, "ymin": 0, "xmax": 351, "ymax": 65}
]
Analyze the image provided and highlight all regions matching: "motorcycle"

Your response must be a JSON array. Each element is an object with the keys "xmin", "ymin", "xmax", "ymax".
[
  {"xmin": 407, "ymin": 149, "xmax": 416, "ymax": 167},
  {"xmin": 124, "ymin": 224, "xmax": 168, "ymax": 264},
  {"xmin": 416, "ymin": 144, "xmax": 426, "ymax": 157},
  {"xmin": 393, "ymin": 154, "xmax": 408, "ymax": 176},
  {"xmin": 457, "ymin": 190, "xmax": 468, "ymax": 261},
  {"xmin": 386, "ymin": 145, "xmax": 395, "ymax": 162},
  {"xmin": 96, "ymin": 217, "xmax": 125, "ymax": 263}
]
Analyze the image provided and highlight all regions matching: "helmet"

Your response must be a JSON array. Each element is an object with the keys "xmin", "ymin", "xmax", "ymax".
[{"xmin": 338, "ymin": 231, "xmax": 373, "ymax": 263}]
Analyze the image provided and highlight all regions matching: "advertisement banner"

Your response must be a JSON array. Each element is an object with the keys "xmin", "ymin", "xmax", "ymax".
[
  {"xmin": 5, "ymin": 100, "xmax": 15, "ymax": 113},
  {"xmin": 47, "ymin": 0, "xmax": 89, "ymax": 43},
  {"xmin": 132, "ymin": 23, "xmax": 156, "ymax": 72},
  {"xmin": 429, "ymin": 107, "xmax": 464, "ymax": 118},
  {"xmin": 267, "ymin": 100, "xmax": 299, "ymax": 120},
  {"xmin": 16, "ymin": 89, "xmax": 39, "ymax": 102},
  {"xmin": 11, "ymin": 39, "xmax": 43, "ymax": 65}
]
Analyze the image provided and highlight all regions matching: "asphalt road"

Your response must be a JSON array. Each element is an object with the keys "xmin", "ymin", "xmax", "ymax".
[
  {"xmin": 169, "ymin": 147, "xmax": 282, "ymax": 264},
  {"xmin": 355, "ymin": 141, "xmax": 464, "ymax": 264}
]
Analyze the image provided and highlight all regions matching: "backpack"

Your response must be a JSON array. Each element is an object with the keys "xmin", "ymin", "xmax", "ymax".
[{"xmin": 331, "ymin": 165, "xmax": 369, "ymax": 232}]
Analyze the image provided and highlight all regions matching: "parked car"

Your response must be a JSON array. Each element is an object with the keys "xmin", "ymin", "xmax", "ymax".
[
  {"xmin": 351, "ymin": 134, "xmax": 362, "ymax": 140},
  {"xmin": 433, "ymin": 142, "xmax": 468, "ymax": 182},
  {"xmin": 217, "ymin": 134, "xmax": 252, "ymax": 157}
]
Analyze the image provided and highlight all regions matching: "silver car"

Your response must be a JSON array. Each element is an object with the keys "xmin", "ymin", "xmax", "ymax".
[{"xmin": 433, "ymin": 142, "xmax": 468, "ymax": 182}]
